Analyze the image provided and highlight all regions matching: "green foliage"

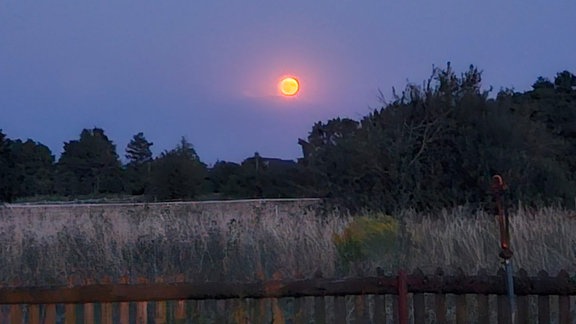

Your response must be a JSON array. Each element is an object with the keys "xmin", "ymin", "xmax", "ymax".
[
  {"xmin": 56, "ymin": 128, "xmax": 123, "ymax": 196},
  {"xmin": 148, "ymin": 137, "xmax": 207, "ymax": 200},
  {"xmin": 9, "ymin": 139, "xmax": 54, "ymax": 197},
  {"xmin": 333, "ymin": 214, "xmax": 398, "ymax": 267},
  {"xmin": 2, "ymin": 65, "xmax": 576, "ymax": 207},
  {"xmin": 302, "ymin": 64, "xmax": 576, "ymax": 212},
  {"xmin": 0, "ymin": 130, "xmax": 15, "ymax": 202},
  {"xmin": 125, "ymin": 132, "xmax": 153, "ymax": 165},
  {"xmin": 208, "ymin": 153, "xmax": 309, "ymax": 199},
  {"xmin": 124, "ymin": 132, "xmax": 154, "ymax": 195}
]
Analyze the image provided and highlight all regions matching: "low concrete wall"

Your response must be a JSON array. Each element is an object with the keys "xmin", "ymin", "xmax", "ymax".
[{"xmin": 0, "ymin": 199, "xmax": 347, "ymax": 286}]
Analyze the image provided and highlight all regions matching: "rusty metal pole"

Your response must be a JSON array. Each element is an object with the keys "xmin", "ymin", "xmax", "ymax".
[{"xmin": 492, "ymin": 175, "xmax": 516, "ymax": 323}]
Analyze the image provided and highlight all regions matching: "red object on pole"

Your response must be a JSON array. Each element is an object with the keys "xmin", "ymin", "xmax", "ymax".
[
  {"xmin": 492, "ymin": 175, "xmax": 512, "ymax": 258},
  {"xmin": 398, "ymin": 270, "xmax": 409, "ymax": 324}
]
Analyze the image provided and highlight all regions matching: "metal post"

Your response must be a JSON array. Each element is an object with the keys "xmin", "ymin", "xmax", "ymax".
[{"xmin": 492, "ymin": 174, "xmax": 516, "ymax": 323}]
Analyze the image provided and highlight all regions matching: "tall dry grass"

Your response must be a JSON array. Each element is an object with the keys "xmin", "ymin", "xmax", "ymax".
[
  {"xmin": 0, "ymin": 200, "xmax": 350, "ymax": 286},
  {"xmin": 0, "ymin": 200, "xmax": 574, "ymax": 287},
  {"xmin": 396, "ymin": 206, "xmax": 576, "ymax": 276}
]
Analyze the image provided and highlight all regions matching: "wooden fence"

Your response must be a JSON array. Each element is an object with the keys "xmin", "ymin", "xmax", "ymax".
[{"xmin": 0, "ymin": 268, "xmax": 574, "ymax": 323}]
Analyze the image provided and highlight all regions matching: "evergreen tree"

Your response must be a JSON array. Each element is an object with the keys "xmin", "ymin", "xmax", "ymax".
[
  {"xmin": 10, "ymin": 139, "xmax": 54, "ymax": 197},
  {"xmin": 0, "ymin": 130, "xmax": 15, "ymax": 202},
  {"xmin": 148, "ymin": 137, "xmax": 207, "ymax": 200},
  {"xmin": 126, "ymin": 132, "xmax": 153, "ymax": 165},
  {"xmin": 124, "ymin": 132, "xmax": 154, "ymax": 195},
  {"xmin": 56, "ymin": 128, "xmax": 123, "ymax": 196}
]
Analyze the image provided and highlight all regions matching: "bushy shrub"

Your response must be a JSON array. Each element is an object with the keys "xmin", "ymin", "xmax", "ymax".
[{"xmin": 333, "ymin": 214, "xmax": 398, "ymax": 272}]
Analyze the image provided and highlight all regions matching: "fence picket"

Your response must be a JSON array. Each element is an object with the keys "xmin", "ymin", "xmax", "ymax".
[
  {"xmin": 1, "ymin": 268, "xmax": 575, "ymax": 322},
  {"xmin": 155, "ymin": 292, "xmax": 167, "ymax": 323},
  {"xmin": 538, "ymin": 294, "xmax": 550, "ymax": 324},
  {"xmin": 334, "ymin": 296, "xmax": 346, "ymax": 324},
  {"xmin": 10, "ymin": 305, "xmax": 23, "ymax": 324},
  {"xmin": 516, "ymin": 269, "xmax": 529, "ymax": 324},
  {"xmin": 293, "ymin": 297, "xmax": 305, "ymax": 324},
  {"xmin": 372, "ymin": 294, "xmax": 385, "ymax": 324},
  {"xmin": 118, "ymin": 276, "xmax": 130, "ymax": 324},
  {"xmin": 29, "ymin": 305, "xmax": 40, "ymax": 324},
  {"xmin": 557, "ymin": 270, "xmax": 571, "ymax": 324},
  {"xmin": 414, "ymin": 293, "xmax": 425, "ymax": 323},
  {"xmin": 538, "ymin": 271, "xmax": 551, "ymax": 324},
  {"xmin": 83, "ymin": 302, "xmax": 94, "ymax": 324},
  {"xmin": 455, "ymin": 294, "xmax": 467, "ymax": 324},
  {"xmin": 100, "ymin": 277, "xmax": 113, "ymax": 324}
]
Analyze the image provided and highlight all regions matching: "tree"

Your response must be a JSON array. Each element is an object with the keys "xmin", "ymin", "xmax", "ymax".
[
  {"xmin": 208, "ymin": 160, "xmax": 241, "ymax": 197},
  {"xmin": 9, "ymin": 139, "xmax": 54, "ymax": 197},
  {"xmin": 301, "ymin": 64, "xmax": 576, "ymax": 212},
  {"xmin": 0, "ymin": 130, "xmax": 15, "ymax": 202},
  {"xmin": 55, "ymin": 128, "xmax": 123, "ymax": 196},
  {"xmin": 124, "ymin": 132, "xmax": 154, "ymax": 195},
  {"xmin": 126, "ymin": 132, "xmax": 153, "ymax": 165},
  {"xmin": 554, "ymin": 70, "xmax": 576, "ymax": 92},
  {"xmin": 148, "ymin": 137, "xmax": 207, "ymax": 200},
  {"xmin": 532, "ymin": 76, "xmax": 554, "ymax": 90}
]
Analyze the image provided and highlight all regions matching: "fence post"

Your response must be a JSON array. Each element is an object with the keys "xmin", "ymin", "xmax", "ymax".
[{"xmin": 398, "ymin": 270, "xmax": 408, "ymax": 324}]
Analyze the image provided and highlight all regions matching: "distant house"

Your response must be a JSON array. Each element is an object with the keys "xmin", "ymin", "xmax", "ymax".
[{"xmin": 243, "ymin": 152, "xmax": 297, "ymax": 170}]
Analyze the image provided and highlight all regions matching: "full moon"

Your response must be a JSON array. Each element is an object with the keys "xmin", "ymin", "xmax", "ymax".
[{"xmin": 279, "ymin": 77, "xmax": 300, "ymax": 96}]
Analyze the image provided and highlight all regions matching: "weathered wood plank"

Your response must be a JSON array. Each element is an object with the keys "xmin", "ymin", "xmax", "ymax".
[
  {"xmin": 558, "ymin": 295, "xmax": 570, "ymax": 324},
  {"xmin": 538, "ymin": 294, "xmax": 550, "ymax": 324},
  {"xmin": 29, "ymin": 304, "xmax": 40, "ymax": 324},
  {"xmin": 413, "ymin": 293, "xmax": 425, "ymax": 324},
  {"xmin": 372, "ymin": 295, "xmax": 385, "ymax": 324},
  {"xmin": 45, "ymin": 304, "xmax": 57, "ymax": 323},
  {"xmin": 477, "ymin": 294, "xmax": 489, "ymax": 324},
  {"xmin": 435, "ymin": 293, "xmax": 447, "ymax": 324},
  {"xmin": 497, "ymin": 294, "xmax": 510, "ymax": 324},
  {"xmin": 517, "ymin": 295, "xmax": 529, "ymax": 324},
  {"xmin": 83, "ymin": 302, "xmax": 94, "ymax": 324},
  {"xmin": 100, "ymin": 277, "xmax": 113, "ymax": 324},
  {"xmin": 455, "ymin": 294, "xmax": 467, "ymax": 324},
  {"xmin": 1, "ymin": 271, "xmax": 574, "ymax": 305},
  {"xmin": 334, "ymin": 296, "xmax": 346, "ymax": 324},
  {"xmin": 10, "ymin": 305, "xmax": 23, "ymax": 324},
  {"xmin": 314, "ymin": 296, "xmax": 326, "ymax": 324},
  {"xmin": 398, "ymin": 270, "xmax": 408, "ymax": 324},
  {"xmin": 64, "ymin": 303, "xmax": 76, "ymax": 324}
]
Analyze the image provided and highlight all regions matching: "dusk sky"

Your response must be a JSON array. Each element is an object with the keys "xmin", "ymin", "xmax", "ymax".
[{"xmin": 1, "ymin": 1, "xmax": 575, "ymax": 164}]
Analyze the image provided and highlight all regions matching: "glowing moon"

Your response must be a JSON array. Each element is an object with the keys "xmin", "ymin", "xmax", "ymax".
[{"xmin": 279, "ymin": 77, "xmax": 300, "ymax": 96}]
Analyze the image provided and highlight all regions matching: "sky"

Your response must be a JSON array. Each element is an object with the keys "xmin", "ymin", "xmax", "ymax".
[{"xmin": 1, "ymin": 1, "xmax": 575, "ymax": 165}]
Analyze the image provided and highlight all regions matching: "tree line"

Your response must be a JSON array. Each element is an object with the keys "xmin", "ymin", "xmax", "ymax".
[
  {"xmin": 0, "ymin": 129, "xmax": 310, "ymax": 203},
  {"xmin": 1, "ymin": 64, "xmax": 575, "ymax": 212}
]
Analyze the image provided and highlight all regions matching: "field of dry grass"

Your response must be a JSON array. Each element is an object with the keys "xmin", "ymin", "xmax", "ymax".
[{"xmin": 0, "ymin": 200, "xmax": 574, "ymax": 287}]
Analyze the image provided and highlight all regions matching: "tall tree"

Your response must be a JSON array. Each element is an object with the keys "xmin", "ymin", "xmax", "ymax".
[
  {"xmin": 124, "ymin": 132, "xmax": 154, "ymax": 195},
  {"xmin": 126, "ymin": 132, "xmax": 153, "ymax": 165},
  {"xmin": 0, "ymin": 130, "xmax": 15, "ymax": 202},
  {"xmin": 10, "ymin": 139, "xmax": 54, "ymax": 197},
  {"xmin": 56, "ymin": 128, "xmax": 123, "ymax": 196},
  {"xmin": 148, "ymin": 137, "xmax": 207, "ymax": 200}
]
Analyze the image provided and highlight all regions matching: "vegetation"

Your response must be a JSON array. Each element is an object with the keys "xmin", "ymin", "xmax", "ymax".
[
  {"xmin": 1, "ymin": 64, "xmax": 575, "ymax": 214},
  {"xmin": 0, "ymin": 202, "xmax": 573, "ymax": 286}
]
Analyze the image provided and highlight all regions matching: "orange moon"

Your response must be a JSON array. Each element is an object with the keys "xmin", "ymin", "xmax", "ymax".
[{"xmin": 279, "ymin": 77, "xmax": 300, "ymax": 96}]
